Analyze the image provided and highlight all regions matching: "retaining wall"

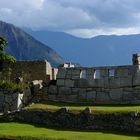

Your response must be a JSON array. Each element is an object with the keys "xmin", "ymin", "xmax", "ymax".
[{"xmin": 5, "ymin": 109, "xmax": 140, "ymax": 133}]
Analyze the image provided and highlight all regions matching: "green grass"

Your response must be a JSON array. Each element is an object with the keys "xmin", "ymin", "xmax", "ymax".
[
  {"xmin": 0, "ymin": 122, "xmax": 140, "ymax": 140},
  {"xmin": 25, "ymin": 101, "xmax": 140, "ymax": 113}
]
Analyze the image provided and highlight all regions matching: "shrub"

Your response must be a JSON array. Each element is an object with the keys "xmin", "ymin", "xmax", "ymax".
[{"xmin": 0, "ymin": 80, "xmax": 25, "ymax": 93}]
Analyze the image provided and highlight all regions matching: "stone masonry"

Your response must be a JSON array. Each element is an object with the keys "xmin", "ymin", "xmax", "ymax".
[
  {"xmin": 0, "ymin": 90, "xmax": 23, "ymax": 112},
  {"xmin": 3, "ymin": 60, "xmax": 58, "ymax": 82},
  {"xmin": 42, "ymin": 54, "xmax": 140, "ymax": 104}
]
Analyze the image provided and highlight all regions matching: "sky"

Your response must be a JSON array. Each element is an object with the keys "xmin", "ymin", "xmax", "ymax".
[{"xmin": 0, "ymin": 0, "xmax": 140, "ymax": 38}]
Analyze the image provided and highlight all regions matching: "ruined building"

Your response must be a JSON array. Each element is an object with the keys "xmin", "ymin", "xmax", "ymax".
[
  {"xmin": 3, "ymin": 54, "xmax": 140, "ymax": 105},
  {"xmin": 44, "ymin": 54, "xmax": 140, "ymax": 104},
  {"xmin": 4, "ymin": 60, "xmax": 58, "ymax": 81}
]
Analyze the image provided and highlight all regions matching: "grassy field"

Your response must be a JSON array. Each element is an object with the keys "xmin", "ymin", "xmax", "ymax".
[
  {"xmin": 25, "ymin": 101, "xmax": 140, "ymax": 113},
  {"xmin": 0, "ymin": 122, "xmax": 140, "ymax": 140}
]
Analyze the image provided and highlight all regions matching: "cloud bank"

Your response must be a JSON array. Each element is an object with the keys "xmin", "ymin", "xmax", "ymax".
[{"xmin": 0, "ymin": 0, "xmax": 140, "ymax": 37}]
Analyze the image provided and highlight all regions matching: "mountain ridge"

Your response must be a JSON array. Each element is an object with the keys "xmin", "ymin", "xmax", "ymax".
[
  {"xmin": 0, "ymin": 21, "xmax": 65, "ymax": 67},
  {"xmin": 24, "ymin": 29, "xmax": 140, "ymax": 67}
]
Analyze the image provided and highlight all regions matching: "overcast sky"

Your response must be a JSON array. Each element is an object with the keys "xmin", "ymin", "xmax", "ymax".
[{"xmin": 0, "ymin": 0, "xmax": 140, "ymax": 38}]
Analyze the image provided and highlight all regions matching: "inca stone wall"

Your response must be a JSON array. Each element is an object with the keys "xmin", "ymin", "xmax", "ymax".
[
  {"xmin": 44, "ymin": 64, "xmax": 140, "ymax": 104},
  {"xmin": 5, "ymin": 109, "xmax": 140, "ymax": 133},
  {"xmin": 0, "ymin": 90, "xmax": 23, "ymax": 112},
  {"xmin": 4, "ymin": 60, "xmax": 57, "ymax": 82}
]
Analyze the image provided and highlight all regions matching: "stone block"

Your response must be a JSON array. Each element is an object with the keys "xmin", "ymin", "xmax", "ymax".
[
  {"xmin": 123, "ymin": 88, "xmax": 133, "ymax": 92},
  {"xmin": 77, "ymin": 79, "xmax": 89, "ymax": 88},
  {"xmin": 41, "ymin": 87, "xmax": 48, "ymax": 93},
  {"xmin": 23, "ymin": 88, "xmax": 32, "ymax": 104},
  {"xmin": 88, "ymin": 78, "xmax": 96, "ymax": 87},
  {"xmin": 57, "ymin": 79, "xmax": 65, "ymax": 86},
  {"xmin": 12, "ymin": 92, "xmax": 19, "ymax": 100},
  {"xmin": 86, "ymin": 91, "xmax": 96, "ymax": 101},
  {"xmin": 57, "ymin": 95, "xmax": 68, "ymax": 101},
  {"xmin": 65, "ymin": 74, "xmax": 72, "ymax": 79},
  {"xmin": 72, "ymin": 69, "xmax": 81, "ymax": 75},
  {"xmin": 48, "ymin": 85, "xmax": 57, "ymax": 94},
  {"xmin": 0, "ymin": 93, "xmax": 4, "ymax": 102},
  {"xmin": 96, "ymin": 92, "xmax": 110, "ymax": 101},
  {"xmin": 133, "ymin": 76, "xmax": 140, "ymax": 86},
  {"xmin": 65, "ymin": 79, "xmax": 74, "ymax": 87},
  {"xmin": 56, "ymin": 68, "xmax": 66, "ymax": 79},
  {"xmin": 68, "ymin": 95, "xmax": 77, "ymax": 101},
  {"xmin": 78, "ymin": 89, "xmax": 86, "ymax": 100},
  {"xmin": 109, "ymin": 89, "xmax": 123, "ymax": 101},
  {"xmin": 109, "ymin": 78, "xmax": 120, "ymax": 88},
  {"xmin": 71, "ymin": 88, "xmax": 79, "ymax": 94},
  {"xmin": 47, "ymin": 95, "xmax": 57, "ymax": 100},
  {"xmin": 122, "ymin": 92, "xmax": 134, "ymax": 101},
  {"xmin": 5, "ymin": 94, "xmax": 13, "ymax": 103},
  {"xmin": 86, "ymin": 88, "xmax": 93, "ymax": 92},
  {"xmin": 120, "ymin": 77, "xmax": 132, "ymax": 87},
  {"xmin": 33, "ymin": 85, "xmax": 41, "ymax": 93},
  {"xmin": 59, "ymin": 87, "xmax": 71, "ymax": 95},
  {"xmin": 133, "ymin": 89, "xmax": 140, "ymax": 99},
  {"xmin": 96, "ymin": 79, "xmax": 104, "ymax": 88},
  {"xmin": 71, "ymin": 75, "xmax": 80, "ymax": 80},
  {"xmin": 89, "ymin": 79, "xmax": 104, "ymax": 88},
  {"xmin": 104, "ymin": 78, "xmax": 109, "ymax": 88},
  {"xmin": 74, "ymin": 80, "xmax": 79, "ymax": 87},
  {"xmin": 65, "ymin": 69, "xmax": 72, "ymax": 79}
]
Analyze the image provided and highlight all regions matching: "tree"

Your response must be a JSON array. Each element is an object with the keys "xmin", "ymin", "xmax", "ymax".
[
  {"xmin": 0, "ymin": 36, "xmax": 16, "ymax": 71},
  {"xmin": 0, "ymin": 37, "xmax": 7, "ymax": 51}
]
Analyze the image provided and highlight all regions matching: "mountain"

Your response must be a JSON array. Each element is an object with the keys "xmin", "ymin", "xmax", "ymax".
[
  {"xmin": 24, "ymin": 29, "xmax": 140, "ymax": 67},
  {"xmin": 0, "ymin": 21, "xmax": 65, "ymax": 67}
]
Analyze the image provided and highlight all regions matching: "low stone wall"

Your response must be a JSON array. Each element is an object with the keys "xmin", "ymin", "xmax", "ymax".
[
  {"xmin": 0, "ymin": 90, "xmax": 23, "ymax": 112},
  {"xmin": 4, "ymin": 109, "xmax": 140, "ymax": 133}
]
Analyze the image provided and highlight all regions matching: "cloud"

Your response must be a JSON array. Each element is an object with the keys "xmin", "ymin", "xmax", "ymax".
[
  {"xmin": 66, "ymin": 27, "xmax": 140, "ymax": 38},
  {"xmin": 0, "ymin": 0, "xmax": 140, "ymax": 37}
]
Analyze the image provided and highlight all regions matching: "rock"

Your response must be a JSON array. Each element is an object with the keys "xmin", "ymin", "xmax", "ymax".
[
  {"xmin": 48, "ymin": 85, "xmax": 57, "ymax": 94},
  {"xmin": 15, "ymin": 77, "xmax": 23, "ymax": 84},
  {"xmin": 83, "ymin": 107, "xmax": 91, "ymax": 114},
  {"xmin": 57, "ymin": 107, "xmax": 69, "ymax": 114},
  {"xmin": 131, "ymin": 110, "xmax": 139, "ymax": 117},
  {"xmin": 31, "ymin": 80, "xmax": 43, "ymax": 88},
  {"xmin": 57, "ymin": 79, "xmax": 65, "ymax": 86}
]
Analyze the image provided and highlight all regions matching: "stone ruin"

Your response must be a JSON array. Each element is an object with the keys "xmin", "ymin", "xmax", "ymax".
[
  {"xmin": 4, "ymin": 60, "xmax": 58, "ymax": 82},
  {"xmin": 0, "ymin": 60, "xmax": 57, "ymax": 112},
  {"xmin": 2, "ymin": 54, "xmax": 140, "ymax": 113},
  {"xmin": 38, "ymin": 53, "xmax": 140, "ymax": 104}
]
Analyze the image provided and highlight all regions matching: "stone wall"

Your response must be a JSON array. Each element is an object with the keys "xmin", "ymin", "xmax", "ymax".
[
  {"xmin": 0, "ymin": 90, "xmax": 23, "ymax": 112},
  {"xmin": 3, "ymin": 60, "xmax": 57, "ymax": 82},
  {"xmin": 43, "ymin": 64, "xmax": 140, "ymax": 104},
  {"xmin": 6, "ymin": 109, "xmax": 140, "ymax": 133}
]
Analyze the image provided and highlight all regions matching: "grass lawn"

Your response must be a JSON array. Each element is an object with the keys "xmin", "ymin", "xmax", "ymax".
[
  {"xmin": 25, "ymin": 101, "xmax": 140, "ymax": 113},
  {"xmin": 0, "ymin": 122, "xmax": 140, "ymax": 140}
]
